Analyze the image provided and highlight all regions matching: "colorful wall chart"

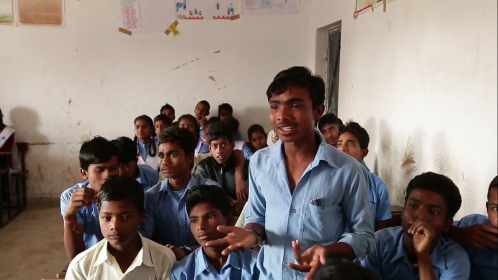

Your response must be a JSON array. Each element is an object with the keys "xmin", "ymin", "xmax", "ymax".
[
  {"xmin": 0, "ymin": 0, "xmax": 14, "ymax": 25},
  {"xmin": 17, "ymin": 0, "xmax": 64, "ymax": 26},
  {"xmin": 175, "ymin": 0, "xmax": 236, "ymax": 20},
  {"xmin": 121, "ymin": 0, "xmax": 175, "ymax": 32}
]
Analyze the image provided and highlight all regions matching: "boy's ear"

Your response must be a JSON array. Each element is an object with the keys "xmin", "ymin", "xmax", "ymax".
[
  {"xmin": 225, "ymin": 212, "xmax": 235, "ymax": 227},
  {"xmin": 208, "ymin": 143, "xmax": 212, "ymax": 152},
  {"xmin": 186, "ymin": 152, "xmax": 194, "ymax": 165},
  {"xmin": 361, "ymin": 148, "xmax": 369, "ymax": 159},
  {"xmin": 313, "ymin": 104, "xmax": 326, "ymax": 120},
  {"xmin": 139, "ymin": 209, "xmax": 147, "ymax": 224},
  {"xmin": 80, "ymin": 168, "xmax": 89, "ymax": 180},
  {"xmin": 443, "ymin": 218, "xmax": 453, "ymax": 234}
]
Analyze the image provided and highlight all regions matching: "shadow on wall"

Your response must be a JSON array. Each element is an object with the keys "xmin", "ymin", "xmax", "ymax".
[{"xmin": 363, "ymin": 117, "xmax": 378, "ymax": 174}]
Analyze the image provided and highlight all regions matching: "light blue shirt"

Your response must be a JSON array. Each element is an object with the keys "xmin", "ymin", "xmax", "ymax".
[
  {"xmin": 361, "ymin": 226, "xmax": 470, "ymax": 280},
  {"xmin": 137, "ymin": 141, "xmax": 150, "ymax": 162},
  {"xmin": 366, "ymin": 168, "xmax": 392, "ymax": 222},
  {"xmin": 171, "ymin": 247, "xmax": 259, "ymax": 280},
  {"xmin": 136, "ymin": 164, "xmax": 159, "ymax": 191},
  {"xmin": 60, "ymin": 181, "xmax": 103, "ymax": 249},
  {"xmin": 241, "ymin": 142, "xmax": 253, "ymax": 160},
  {"xmin": 140, "ymin": 174, "xmax": 220, "ymax": 247},
  {"xmin": 454, "ymin": 214, "xmax": 497, "ymax": 280},
  {"xmin": 245, "ymin": 134, "xmax": 374, "ymax": 279}
]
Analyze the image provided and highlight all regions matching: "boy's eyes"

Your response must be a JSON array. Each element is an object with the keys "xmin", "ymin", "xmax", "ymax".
[
  {"xmin": 190, "ymin": 218, "xmax": 198, "ymax": 223},
  {"xmin": 409, "ymin": 203, "xmax": 418, "ymax": 208}
]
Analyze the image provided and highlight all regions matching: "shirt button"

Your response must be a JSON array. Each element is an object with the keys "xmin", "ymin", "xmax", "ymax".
[{"xmin": 290, "ymin": 208, "xmax": 296, "ymax": 213}]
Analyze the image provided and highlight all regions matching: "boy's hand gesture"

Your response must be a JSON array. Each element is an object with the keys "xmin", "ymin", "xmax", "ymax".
[
  {"xmin": 286, "ymin": 240, "xmax": 327, "ymax": 280},
  {"xmin": 408, "ymin": 220, "xmax": 435, "ymax": 256},
  {"xmin": 235, "ymin": 178, "xmax": 249, "ymax": 201},
  {"xmin": 64, "ymin": 188, "xmax": 95, "ymax": 219},
  {"xmin": 205, "ymin": 226, "xmax": 258, "ymax": 255}
]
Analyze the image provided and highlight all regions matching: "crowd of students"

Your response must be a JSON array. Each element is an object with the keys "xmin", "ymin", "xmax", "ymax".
[{"xmin": 1, "ymin": 66, "xmax": 488, "ymax": 279}]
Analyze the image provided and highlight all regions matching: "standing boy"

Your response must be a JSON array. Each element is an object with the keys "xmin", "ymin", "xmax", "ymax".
[
  {"xmin": 337, "ymin": 122, "xmax": 392, "ymax": 230},
  {"xmin": 140, "ymin": 127, "xmax": 220, "ymax": 260},
  {"xmin": 206, "ymin": 66, "xmax": 374, "ymax": 280},
  {"xmin": 361, "ymin": 172, "xmax": 470, "ymax": 280},
  {"xmin": 112, "ymin": 136, "xmax": 159, "ymax": 191},
  {"xmin": 172, "ymin": 185, "xmax": 259, "ymax": 279},
  {"xmin": 317, "ymin": 113, "xmax": 343, "ymax": 148},
  {"xmin": 60, "ymin": 137, "xmax": 120, "ymax": 258},
  {"xmin": 450, "ymin": 176, "xmax": 498, "ymax": 280},
  {"xmin": 66, "ymin": 176, "xmax": 176, "ymax": 279}
]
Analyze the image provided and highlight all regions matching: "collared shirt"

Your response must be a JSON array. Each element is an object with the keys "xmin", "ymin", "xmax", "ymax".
[
  {"xmin": 235, "ymin": 129, "xmax": 243, "ymax": 141},
  {"xmin": 245, "ymin": 134, "xmax": 374, "ymax": 279},
  {"xmin": 195, "ymin": 139, "xmax": 209, "ymax": 155},
  {"xmin": 137, "ymin": 164, "xmax": 160, "ymax": 191},
  {"xmin": 66, "ymin": 233, "xmax": 176, "ymax": 280},
  {"xmin": 366, "ymin": 168, "xmax": 392, "ymax": 222},
  {"xmin": 138, "ymin": 141, "xmax": 151, "ymax": 162},
  {"xmin": 60, "ymin": 181, "xmax": 103, "ymax": 249},
  {"xmin": 361, "ymin": 226, "xmax": 470, "ymax": 280},
  {"xmin": 140, "ymin": 174, "xmax": 220, "ymax": 247},
  {"xmin": 234, "ymin": 141, "xmax": 254, "ymax": 160},
  {"xmin": 171, "ymin": 247, "xmax": 259, "ymax": 280},
  {"xmin": 454, "ymin": 214, "xmax": 497, "ymax": 280}
]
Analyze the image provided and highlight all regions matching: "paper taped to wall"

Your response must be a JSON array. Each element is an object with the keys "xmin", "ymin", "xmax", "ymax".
[
  {"xmin": 121, "ymin": 0, "xmax": 175, "ymax": 32},
  {"xmin": 17, "ymin": 0, "xmax": 64, "ymax": 26},
  {"xmin": 0, "ymin": 0, "xmax": 14, "ymax": 25},
  {"xmin": 175, "ymin": 0, "xmax": 236, "ymax": 20},
  {"xmin": 241, "ymin": 0, "xmax": 271, "ymax": 15}
]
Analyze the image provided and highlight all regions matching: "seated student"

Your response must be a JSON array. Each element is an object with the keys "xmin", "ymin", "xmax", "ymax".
[
  {"xmin": 318, "ymin": 113, "xmax": 343, "ymax": 148},
  {"xmin": 337, "ymin": 122, "xmax": 391, "ymax": 230},
  {"xmin": 247, "ymin": 124, "xmax": 268, "ymax": 153},
  {"xmin": 160, "ymin": 103, "xmax": 176, "ymax": 124},
  {"xmin": 112, "ymin": 136, "xmax": 159, "ymax": 191},
  {"xmin": 0, "ymin": 108, "xmax": 21, "ymax": 172},
  {"xmin": 60, "ymin": 136, "xmax": 120, "ymax": 259},
  {"xmin": 134, "ymin": 115, "xmax": 160, "ymax": 171},
  {"xmin": 315, "ymin": 262, "xmax": 376, "ymax": 280},
  {"xmin": 194, "ymin": 100, "xmax": 211, "ymax": 140},
  {"xmin": 154, "ymin": 114, "xmax": 173, "ymax": 142},
  {"xmin": 449, "ymin": 175, "xmax": 498, "ymax": 280},
  {"xmin": 195, "ymin": 121, "xmax": 249, "ymax": 202},
  {"xmin": 223, "ymin": 117, "xmax": 253, "ymax": 159},
  {"xmin": 218, "ymin": 103, "xmax": 243, "ymax": 140},
  {"xmin": 66, "ymin": 176, "xmax": 176, "ymax": 280},
  {"xmin": 361, "ymin": 172, "xmax": 470, "ymax": 280},
  {"xmin": 201, "ymin": 116, "xmax": 221, "ymax": 142},
  {"xmin": 171, "ymin": 185, "xmax": 259, "ymax": 279},
  {"xmin": 140, "ymin": 127, "xmax": 220, "ymax": 261},
  {"xmin": 178, "ymin": 114, "xmax": 209, "ymax": 155}
]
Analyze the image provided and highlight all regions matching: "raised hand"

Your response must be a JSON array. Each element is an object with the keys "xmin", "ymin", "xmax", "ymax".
[
  {"xmin": 408, "ymin": 220, "xmax": 435, "ymax": 256},
  {"xmin": 64, "ymin": 188, "xmax": 95, "ymax": 219},
  {"xmin": 204, "ymin": 225, "xmax": 258, "ymax": 255},
  {"xmin": 286, "ymin": 240, "xmax": 328, "ymax": 280}
]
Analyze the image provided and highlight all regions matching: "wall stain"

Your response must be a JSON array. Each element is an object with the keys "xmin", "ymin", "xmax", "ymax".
[{"xmin": 37, "ymin": 164, "xmax": 44, "ymax": 182}]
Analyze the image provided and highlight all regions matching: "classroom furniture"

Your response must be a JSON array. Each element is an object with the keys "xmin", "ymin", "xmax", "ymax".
[{"xmin": 390, "ymin": 205, "xmax": 403, "ymax": 227}]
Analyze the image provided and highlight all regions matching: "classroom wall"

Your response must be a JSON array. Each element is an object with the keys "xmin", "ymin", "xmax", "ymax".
[
  {"xmin": 307, "ymin": 0, "xmax": 497, "ymax": 218},
  {"xmin": 0, "ymin": 0, "xmax": 310, "ymax": 205}
]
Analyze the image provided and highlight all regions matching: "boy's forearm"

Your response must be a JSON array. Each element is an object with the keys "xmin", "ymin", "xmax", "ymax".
[
  {"xmin": 63, "ymin": 216, "xmax": 85, "ymax": 259},
  {"xmin": 417, "ymin": 254, "xmax": 436, "ymax": 280},
  {"xmin": 244, "ymin": 223, "xmax": 266, "ymax": 242},
  {"xmin": 234, "ymin": 151, "xmax": 245, "ymax": 178},
  {"xmin": 324, "ymin": 242, "xmax": 356, "ymax": 260}
]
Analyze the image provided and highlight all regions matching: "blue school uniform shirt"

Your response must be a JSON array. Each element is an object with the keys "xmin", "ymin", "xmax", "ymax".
[
  {"xmin": 137, "ymin": 141, "xmax": 150, "ymax": 162},
  {"xmin": 361, "ymin": 226, "xmax": 470, "ymax": 280},
  {"xmin": 366, "ymin": 168, "xmax": 392, "ymax": 222},
  {"xmin": 454, "ymin": 214, "xmax": 498, "ymax": 280},
  {"xmin": 171, "ymin": 247, "xmax": 259, "ymax": 280},
  {"xmin": 245, "ymin": 133, "xmax": 374, "ymax": 279},
  {"xmin": 136, "ymin": 164, "xmax": 159, "ymax": 191},
  {"xmin": 140, "ymin": 174, "xmax": 220, "ymax": 247},
  {"xmin": 60, "ymin": 181, "xmax": 103, "ymax": 249},
  {"xmin": 235, "ymin": 129, "xmax": 243, "ymax": 141}
]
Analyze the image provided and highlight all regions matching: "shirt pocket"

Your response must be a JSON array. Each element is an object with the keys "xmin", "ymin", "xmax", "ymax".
[{"xmin": 303, "ymin": 204, "xmax": 343, "ymax": 243}]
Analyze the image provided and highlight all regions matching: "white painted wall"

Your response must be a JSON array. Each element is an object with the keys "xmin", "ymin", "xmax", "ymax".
[
  {"xmin": 0, "ymin": 0, "xmax": 310, "ymax": 204},
  {"xmin": 308, "ymin": 0, "xmax": 497, "ymax": 218}
]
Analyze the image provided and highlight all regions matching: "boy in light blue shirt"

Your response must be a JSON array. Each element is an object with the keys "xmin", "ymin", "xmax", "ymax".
[
  {"xmin": 361, "ymin": 172, "xmax": 470, "ymax": 280},
  {"xmin": 172, "ymin": 185, "xmax": 259, "ymax": 280},
  {"xmin": 112, "ymin": 136, "xmax": 159, "ymax": 190},
  {"xmin": 337, "ymin": 122, "xmax": 392, "ymax": 230},
  {"xmin": 450, "ymin": 175, "xmax": 498, "ymax": 280}
]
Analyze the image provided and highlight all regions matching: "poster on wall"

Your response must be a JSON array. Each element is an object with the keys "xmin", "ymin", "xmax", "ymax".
[
  {"xmin": 241, "ymin": 0, "xmax": 272, "ymax": 15},
  {"xmin": 271, "ymin": 0, "xmax": 299, "ymax": 15},
  {"xmin": 121, "ymin": 0, "xmax": 175, "ymax": 32},
  {"xmin": 0, "ymin": 0, "xmax": 14, "ymax": 25},
  {"xmin": 16, "ymin": 0, "xmax": 64, "ymax": 26},
  {"xmin": 175, "ymin": 0, "xmax": 236, "ymax": 20},
  {"xmin": 353, "ymin": 0, "xmax": 373, "ymax": 18}
]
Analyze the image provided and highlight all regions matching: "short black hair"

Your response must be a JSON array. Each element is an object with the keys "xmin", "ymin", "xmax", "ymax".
[
  {"xmin": 79, "ymin": 136, "xmax": 118, "ymax": 171},
  {"xmin": 98, "ymin": 176, "xmax": 144, "ymax": 212},
  {"xmin": 339, "ymin": 122, "xmax": 370, "ymax": 149},
  {"xmin": 218, "ymin": 103, "xmax": 233, "ymax": 116},
  {"xmin": 197, "ymin": 100, "xmax": 211, "ymax": 111},
  {"xmin": 207, "ymin": 121, "xmax": 234, "ymax": 144},
  {"xmin": 247, "ymin": 124, "xmax": 266, "ymax": 139},
  {"xmin": 318, "ymin": 113, "xmax": 343, "ymax": 131},
  {"xmin": 223, "ymin": 117, "xmax": 239, "ymax": 135},
  {"xmin": 206, "ymin": 116, "xmax": 221, "ymax": 127},
  {"xmin": 154, "ymin": 114, "xmax": 173, "ymax": 127},
  {"xmin": 112, "ymin": 137, "xmax": 137, "ymax": 164},
  {"xmin": 177, "ymin": 114, "xmax": 200, "ymax": 139},
  {"xmin": 186, "ymin": 185, "xmax": 231, "ymax": 217},
  {"xmin": 315, "ymin": 262, "xmax": 376, "ymax": 280},
  {"xmin": 488, "ymin": 176, "xmax": 498, "ymax": 199},
  {"xmin": 158, "ymin": 126, "xmax": 198, "ymax": 157},
  {"xmin": 266, "ymin": 66, "xmax": 325, "ymax": 109},
  {"xmin": 160, "ymin": 103, "xmax": 175, "ymax": 115},
  {"xmin": 405, "ymin": 172, "xmax": 462, "ymax": 218}
]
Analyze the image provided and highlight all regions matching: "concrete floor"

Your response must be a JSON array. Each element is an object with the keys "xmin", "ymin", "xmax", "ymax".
[{"xmin": 0, "ymin": 208, "xmax": 68, "ymax": 280}]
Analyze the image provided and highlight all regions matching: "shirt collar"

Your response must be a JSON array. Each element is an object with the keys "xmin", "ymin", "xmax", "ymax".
[
  {"xmin": 93, "ymin": 233, "xmax": 153, "ymax": 269},
  {"xmin": 270, "ymin": 132, "xmax": 340, "ymax": 169},
  {"xmin": 394, "ymin": 232, "xmax": 446, "ymax": 269},
  {"xmin": 137, "ymin": 141, "xmax": 150, "ymax": 148},
  {"xmin": 194, "ymin": 248, "xmax": 241, "ymax": 277},
  {"xmin": 160, "ymin": 173, "xmax": 198, "ymax": 197}
]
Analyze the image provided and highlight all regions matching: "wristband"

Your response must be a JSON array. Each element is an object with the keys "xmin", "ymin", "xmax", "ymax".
[
  {"xmin": 246, "ymin": 229, "xmax": 264, "ymax": 246},
  {"xmin": 65, "ymin": 219, "xmax": 77, "ymax": 224}
]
